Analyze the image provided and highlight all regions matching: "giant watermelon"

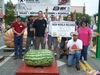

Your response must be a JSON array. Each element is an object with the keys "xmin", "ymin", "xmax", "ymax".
[{"xmin": 24, "ymin": 50, "xmax": 54, "ymax": 67}]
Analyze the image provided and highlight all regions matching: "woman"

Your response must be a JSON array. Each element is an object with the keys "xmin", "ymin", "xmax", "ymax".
[{"xmin": 78, "ymin": 21, "xmax": 92, "ymax": 63}]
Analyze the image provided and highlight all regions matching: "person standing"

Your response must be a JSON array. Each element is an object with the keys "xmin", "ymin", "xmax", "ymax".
[
  {"xmin": 25, "ymin": 15, "xmax": 35, "ymax": 53},
  {"xmin": 45, "ymin": 8, "xmax": 61, "ymax": 56},
  {"xmin": 12, "ymin": 16, "xmax": 25, "ymax": 59},
  {"xmin": 34, "ymin": 11, "xmax": 47, "ymax": 50},
  {"xmin": 78, "ymin": 20, "xmax": 92, "ymax": 63},
  {"xmin": 59, "ymin": 15, "xmax": 72, "ymax": 59},
  {"xmin": 65, "ymin": 32, "xmax": 82, "ymax": 70},
  {"xmin": 92, "ymin": 22, "xmax": 98, "ymax": 47}
]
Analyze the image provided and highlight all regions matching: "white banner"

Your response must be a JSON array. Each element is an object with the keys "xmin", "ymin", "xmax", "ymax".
[
  {"xmin": 51, "ymin": 21, "xmax": 75, "ymax": 37},
  {"xmin": 17, "ymin": 0, "xmax": 71, "ymax": 16}
]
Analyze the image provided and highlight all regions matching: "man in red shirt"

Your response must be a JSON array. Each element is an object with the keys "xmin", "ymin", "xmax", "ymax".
[{"xmin": 12, "ymin": 16, "xmax": 25, "ymax": 60}]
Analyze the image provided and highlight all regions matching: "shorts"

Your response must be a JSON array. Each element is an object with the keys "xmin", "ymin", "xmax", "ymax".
[
  {"xmin": 48, "ymin": 35, "xmax": 58, "ymax": 48},
  {"xmin": 60, "ymin": 37, "xmax": 71, "ymax": 49},
  {"xmin": 92, "ymin": 37, "xmax": 96, "ymax": 42}
]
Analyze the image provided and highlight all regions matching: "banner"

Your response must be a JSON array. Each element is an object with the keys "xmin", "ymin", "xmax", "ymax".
[
  {"xmin": 51, "ymin": 21, "xmax": 75, "ymax": 37},
  {"xmin": 17, "ymin": 0, "xmax": 71, "ymax": 16}
]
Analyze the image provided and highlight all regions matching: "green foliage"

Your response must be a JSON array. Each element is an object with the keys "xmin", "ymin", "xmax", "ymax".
[
  {"xmin": 71, "ymin": 12, "xmax": 91, "ymax": 24},
  {"xmin": 63, "ymin": 12, "xmax": 91, "ymax": 24},
  {"xmin": 4, "ymin": 0, "xmax": 15, "ymax": 25}
]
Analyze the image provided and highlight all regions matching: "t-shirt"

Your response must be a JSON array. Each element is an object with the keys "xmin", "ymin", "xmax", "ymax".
[
  {"xmin": 78, "ymin": 27, "xmax": 92, "ymax": 46},
  {"xmin": 27, "ymin": 21, "xmax": 34, "ymax": 37},
  {"xmin": 48, "ymin": 18, "xmax": 53, "ymax": 35},
  {"xmin": 92, "ymin": 24, "xmax": 97, "ymax": 37},
  {"xmin": 34, "ymin": 18, "xmax": 47, "ymax": 37},
  {"xmin": 12, "ymin": 22, "xmax": 25, "ymax": 35},
  {"xmin": 67, "ymin": 39, "xmax": 82, "ymax": 54}
]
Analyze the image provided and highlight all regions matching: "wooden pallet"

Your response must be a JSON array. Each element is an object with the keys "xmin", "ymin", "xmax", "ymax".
[
  {"xmin": 0, "ymin": 56, "xmax": 4, "ymax": 62},
  {"xmin": 3, "ymin": 47, "xmax": 26, "ymax": 52}
]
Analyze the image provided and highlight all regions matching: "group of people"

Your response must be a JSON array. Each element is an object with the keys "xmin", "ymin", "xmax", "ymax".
[
  {"xmin": 59, "ymin": 14, "xmax": 92, "ymax": 70},
  {"xmin": 12, "ymin": 11, "xmax": 47, "ymax": 59},
  {"xmin": 12, "ymin": 8, "xmax": 93, "ymax": 71}
]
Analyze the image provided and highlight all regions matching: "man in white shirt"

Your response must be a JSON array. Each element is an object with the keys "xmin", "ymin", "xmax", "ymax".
[
  {"xmin": 92, "ymin": 22, "xmax": 97, "ymax": 47},
  {"xmin": 45, "ymin": 8, "xmax": 61, "ymax": 56},
  {"xmin": 65, "ymin": 32, "xmax": 82, "ymax": 70}
]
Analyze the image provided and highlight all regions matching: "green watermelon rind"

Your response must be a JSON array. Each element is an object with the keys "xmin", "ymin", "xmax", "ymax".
[{"xmin": 24, "ymin": 49, "xmax": 54, "ymax": 67}]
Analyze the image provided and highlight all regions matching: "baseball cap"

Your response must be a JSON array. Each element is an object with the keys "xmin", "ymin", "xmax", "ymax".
[
  {"xmin": 96, "ymin": 22, "xmax": 98, "ymax": 24},
  {"xmin": 72, "ymin": 32, "xmax": 78, "ymax": 36},
  {"xmin": 50, "ymin": 15, "xmax": 56, "ymax": 18}
]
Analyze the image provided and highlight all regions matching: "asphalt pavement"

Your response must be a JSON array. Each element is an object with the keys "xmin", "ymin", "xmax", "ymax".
[{"xmin": 0, "ymin": 34, "xmax": 100, "ymax": 75}]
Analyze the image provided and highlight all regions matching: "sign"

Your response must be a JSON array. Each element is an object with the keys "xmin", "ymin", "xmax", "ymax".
[
  {"xmin": 51, "ymin": 21, "xmax": 75, "ymax": 37},
  {"xmin": 17, "ymin": 0, "xmax": 71, "ymax": 16}
]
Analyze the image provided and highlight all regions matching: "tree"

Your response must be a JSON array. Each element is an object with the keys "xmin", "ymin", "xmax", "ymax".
[
  {"xmin": 63, "ymin": 12, "xmax": 91, "ymax": 24},
  {"xmin": 71, "ymin": 12, "xmax": 91, "ymax": 24},
  {"xmin": 4, "ymin": 0, "xmax": 15, "ymax": 26}
]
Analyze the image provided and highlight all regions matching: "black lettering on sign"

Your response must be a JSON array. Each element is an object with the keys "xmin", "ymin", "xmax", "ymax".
[
  {"xmin": 26, "ymin": 0, "xmax": 40, "ymax": 3},
  {"xmin": 58, "ymin": 23, "xmax": 65, "ymax": 26},
  {"xmin": 19, "ymin": 12, "xmax": 27, "ymax": 14},
  {"xmin": 53, "ymin": 6, "xmax": 59, "ymax": 11},
  {"xmin": 60, "ymin": 7, "xmax": 66, "ymax": 10},
  {"xmin": 30, "ymin": 12, "xmax": 38, "ymax": 14},
  {"xmin": 53, "ymin": 6, "xmax": 67, "ymax": 11},
  {"xmin": 48, "ymin": 12, "xmax": 55, "ymax": 15},
  {"xmin": 52, "ymin": 24, "xmax": 57, "ymax": 26},
  {"xmin": 58, "ymin": 12, "xmax": 68, "ymax": 15}
]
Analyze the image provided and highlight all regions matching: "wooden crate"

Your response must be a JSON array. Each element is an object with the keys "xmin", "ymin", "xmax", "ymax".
[{"xmin": 16, "ymin": 60, "xmax": 59, "ymax": 75}]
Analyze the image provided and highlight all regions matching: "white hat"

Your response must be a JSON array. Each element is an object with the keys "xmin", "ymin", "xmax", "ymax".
[
  {"xmin": 50, "ymin": 15, "xmax": 56, "ymax": 18},
  {"xmin": 72, "ymin": 32, "xmax": 78, "ymax": 36}
]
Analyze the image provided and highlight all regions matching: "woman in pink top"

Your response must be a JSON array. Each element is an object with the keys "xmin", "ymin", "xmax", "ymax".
[{"xmin": 78, "ymin": 21, "xmax": 92, "ymax": 63}]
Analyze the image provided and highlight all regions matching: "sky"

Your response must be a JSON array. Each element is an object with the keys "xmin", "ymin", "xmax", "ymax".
[{"xmin": 4, "ymin": 0, "xmax": 99, "ymax": 16}]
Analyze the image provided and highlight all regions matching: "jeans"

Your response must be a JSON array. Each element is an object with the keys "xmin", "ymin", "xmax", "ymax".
[
  {"xmin": 60, "ymin": 37, "xmax": 66, "ymax": 49},
  {"xmin": 14, "ymin": 35, "xmax": 23, "ymax": 56},
  {"xmin": 60, "ymin": 37, "xmax": 71, "ymax": 49},
  {"xmin": 25, "ymin": 37, "xmax": 36, "ymax": 53},
  {"xmin": 80, "ymin": 46, "xmax": 88, "ymax": 61},
  {"xmin": 67, "ymin": 51, "xmax": 81, "ymax": 67}
]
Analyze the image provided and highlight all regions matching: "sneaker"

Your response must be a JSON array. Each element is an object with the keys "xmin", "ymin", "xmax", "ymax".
[
  {"xmin": 59, "ymin": 54, "xmax": 64, "ymax": 59},
  {"xmin": 54, "ymin": 53, "xmax": 57, "ymax": 56},
  {"xmin": 75, "ymin": 65, "xmax": 80, "ymax": 70},
  {"xmin": 14, "ymin": 56, "xmax": 18, "ymax": 60},
  {"xmin": 83, "ymin": 60, "xmax": 87, "ymax": 64},
  {"xmin": 80, "ymin": 60, "xmax": 87, "ymax": 64},
  {"xmin": 19, "ymin": 56, "xmax": 23, "ymax": 59}
]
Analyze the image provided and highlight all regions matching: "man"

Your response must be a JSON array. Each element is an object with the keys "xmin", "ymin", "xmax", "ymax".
[
  {"xmin": 12, "ymin": 16, "xmax": 25, "ymax": 59},
  {"xmin": 45, "ymin": 8, "xmax": 61, "ymax": 56},
  {"xmin": 25, "ymin": 15, "xmax": 35, "ymax": 53},
  {"xmin": 65, "ymin": 32, "xmax": 82, "ymax": 70},
  {"xmin": 92, "ymin": 22, "xmax": 97, "ymax": 47},
  {"xmin": 59, "ymin": 15, "xmax": 72, "ymax": 59},
  {"xmin": 34, "ymin": 11, "xmax": 47, "ymax": 50}
]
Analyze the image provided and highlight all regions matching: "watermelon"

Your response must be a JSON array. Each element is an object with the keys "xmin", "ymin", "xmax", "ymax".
[{"xmin": 24, "ymin": 50, "xmax": 54, "ymax": 67}]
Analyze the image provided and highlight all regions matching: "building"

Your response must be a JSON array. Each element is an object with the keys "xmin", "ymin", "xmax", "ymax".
[
  {"xmin": 71, "ymin": 6, "xmax": 85, "ymax": 14},
  {"xmin": 0, "ymin": 0, "xmax": 5, "ymax": 23}
]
